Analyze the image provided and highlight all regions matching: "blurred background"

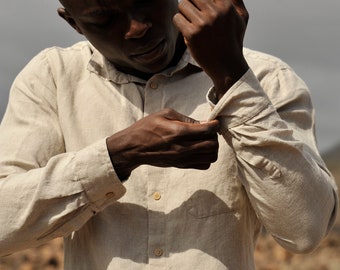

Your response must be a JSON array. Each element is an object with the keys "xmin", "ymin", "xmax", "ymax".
[{"xmin": 0, "ymin": 1, "xmax": 339, "ymax": 269}]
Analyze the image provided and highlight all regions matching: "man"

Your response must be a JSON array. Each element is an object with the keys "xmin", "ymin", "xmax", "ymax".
[{"xmin": 0, "ymin": 0, "xmax": 337, "ymax": 269}]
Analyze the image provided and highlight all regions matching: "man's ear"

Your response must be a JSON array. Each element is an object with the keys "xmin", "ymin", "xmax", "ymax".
[{"xmin": 57, "ymin": 8, "xmax": 83, "ymax": 35}]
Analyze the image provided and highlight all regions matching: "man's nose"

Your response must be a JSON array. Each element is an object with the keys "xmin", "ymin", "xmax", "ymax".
[{"xmin": 124, "ymin": 19, "xmax": 152, "ymax": 39}]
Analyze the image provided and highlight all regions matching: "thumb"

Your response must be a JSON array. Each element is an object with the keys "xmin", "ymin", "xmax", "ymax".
[
  {"xmin": 161, "ymin": 108, "xmax": 200, "ymax": 124},
  {"xmin": 199, "ymin": 119, "xmax": 220, "ymax": 131}
]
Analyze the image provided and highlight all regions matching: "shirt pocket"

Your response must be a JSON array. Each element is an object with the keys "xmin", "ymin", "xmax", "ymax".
[{"xmin": 185, "ymin": 163, "xmax": 244, "ymax": 219}]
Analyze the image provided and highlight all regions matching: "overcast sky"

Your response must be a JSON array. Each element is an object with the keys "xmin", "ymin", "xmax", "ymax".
[{"xmin": 0, "ymin": 1, "xmax": 339, "ymax": 152}]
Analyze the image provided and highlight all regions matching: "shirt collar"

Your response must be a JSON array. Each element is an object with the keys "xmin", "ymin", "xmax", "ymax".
[{"xmin": 87, "ymin": 43, "xmax": 201, "ymax": 84}]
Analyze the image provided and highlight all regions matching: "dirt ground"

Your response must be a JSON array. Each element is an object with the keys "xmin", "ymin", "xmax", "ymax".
[{"xmin": 1, "ymin": 167, "xmax": 339, "ymax": 270}]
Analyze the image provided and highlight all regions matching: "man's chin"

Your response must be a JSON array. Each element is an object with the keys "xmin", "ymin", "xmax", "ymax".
[{"xmin": 125, "ymin": 56, "xmax": 173, "ymax": 78}]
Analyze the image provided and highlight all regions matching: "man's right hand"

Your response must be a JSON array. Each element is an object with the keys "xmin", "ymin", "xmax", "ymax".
[{"xmin": 106, "ymin": 108, "xmax": 220, "ymax": 180}]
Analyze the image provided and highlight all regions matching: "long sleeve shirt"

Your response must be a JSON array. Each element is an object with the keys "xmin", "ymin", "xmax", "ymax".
[{"xmin": 0, "ymin": 41, "xmax": 337, "ymax": 270}]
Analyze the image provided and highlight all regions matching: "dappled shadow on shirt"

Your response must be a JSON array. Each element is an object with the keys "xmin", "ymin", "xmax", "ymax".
[{"xmin": 65, "ymin": 190, "xmax": 247, "ymax": 269}]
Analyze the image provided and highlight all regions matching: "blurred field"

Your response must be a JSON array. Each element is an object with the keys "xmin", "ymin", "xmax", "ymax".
[{"xmin": 1, "ymin": 147, "xmax": 339, "ymax": 270}]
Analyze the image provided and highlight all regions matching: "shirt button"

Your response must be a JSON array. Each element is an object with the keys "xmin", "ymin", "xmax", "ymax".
[
  {"xmin": 154, "ymin": 248, "xmax": 163, "ymax": 257},
  {"xmin": 153, "ymin": 191, "xmax": 162, "ymax": 201},
  {"xmin": 149, "ymin": 81, "xmax": 158, "ymax": 89},
  {"xmin": 105, "ymin": 192, "xmax": 115, "ymax": 199}
]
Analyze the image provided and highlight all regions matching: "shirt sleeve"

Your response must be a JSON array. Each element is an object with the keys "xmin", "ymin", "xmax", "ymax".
[
  {"xmin": 207, "ymin": 68, "xmax": 338, "ymax": 253},
  {"xmin": 0, "ymin": 51, "xmax": 126, "ymax": 255}
]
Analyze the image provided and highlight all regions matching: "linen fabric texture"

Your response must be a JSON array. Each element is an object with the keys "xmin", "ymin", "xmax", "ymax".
[{"xmin": 0, "ymin": 41, "xmax": 337, "ymax": 270}]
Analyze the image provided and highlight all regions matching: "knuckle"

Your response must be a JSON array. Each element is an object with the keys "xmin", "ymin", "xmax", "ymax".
[
  {"xmin": 161, "ymin": 108, "xmax": 174, "ymax": 115},
  {"xmin": 177, "ymin": 125, "xmax": 190, "ymax": 137},
  {"xmin": 210, "ymin": 138, "xmax": 219, "ymax": 149},
  {"xmin": 178, "ymin": 0, "xmax": 188, "ymax": 10},
  {"xmin": 243, "ymin": 10, "xmax": 249, "ymax": 24},
  {"xmin": 206, "ymin": 8, "xmax": 219, "ymax": 22},
  {"xmin": 195, "ymin": 17, "xmax": 207, "ymax": 29},
  {"xmin": 219, "ymin": 2, "xmax": 233, "ymax": 14},
  {"xmin": 172, "ymin": 143, "xmax": 186, "ymax": 155},
  {"xmin": 199, "ymin": 164, "xmax": 211, "ymax": 170},
  {"xmin": 212, "ymin": 153, "xmax": 218, "ymax": 163}
]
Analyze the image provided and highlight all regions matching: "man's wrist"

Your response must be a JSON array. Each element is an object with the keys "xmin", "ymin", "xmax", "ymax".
[
  {"xmin": 212, "ymin": 59, "xmax": 249, "ymax": 100},
  {"xmin": 111, "ymin": 162, "xmax": 131, "ymax": 182},
  {"xmin": 106, "ymin": 136, "xmax": 137, "ymax": 182}
]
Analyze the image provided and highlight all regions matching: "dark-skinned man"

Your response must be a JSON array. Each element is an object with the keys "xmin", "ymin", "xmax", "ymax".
[{"xmin": 0, "ymin": 0, "xmax": 337, "ymax": 269}]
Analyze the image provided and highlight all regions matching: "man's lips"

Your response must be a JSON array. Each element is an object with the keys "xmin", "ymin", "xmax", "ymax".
[
  {"xmin": 130, "ymin": 39, "xmax": 166, "ymax": 64},
  {"xmin": 130, "ymin": 39, "xmax": 165, "ymax": 56}
]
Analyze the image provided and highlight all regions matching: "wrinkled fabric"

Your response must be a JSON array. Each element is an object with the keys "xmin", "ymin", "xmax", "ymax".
[{"xmin": 0, "ymin": 41, "xmax": 337, "ymax": 270}]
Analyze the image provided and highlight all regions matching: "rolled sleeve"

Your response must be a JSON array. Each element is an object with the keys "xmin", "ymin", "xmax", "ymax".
[
  {"xmin": 206, "ymin": 67, "xmax": 338, "ymax": 253},
  {"xmin": 207, "ymin": 69, "xmax": 272, "ymax": 130}
]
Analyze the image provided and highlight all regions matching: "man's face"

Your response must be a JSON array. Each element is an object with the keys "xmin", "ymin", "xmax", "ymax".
[{"xmin": 59, "ymin": 0, "xmax": 181, "ymax": 76}]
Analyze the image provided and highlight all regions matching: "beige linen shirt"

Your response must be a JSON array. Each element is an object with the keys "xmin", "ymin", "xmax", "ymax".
[{"xmin": 0, "ymin": 41, "xmax": 338, "ymax": 270}]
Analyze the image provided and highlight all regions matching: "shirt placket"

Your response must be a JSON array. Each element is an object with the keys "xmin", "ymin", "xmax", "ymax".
[
  {"xmin": 144, "ymin": 75, "xmax": 165, "ymax": 115},
  {"xmin": 144, "ymin": 75, "xmax": 168, "ymax": 268},
  {"xmin": 147, "ymin": 167, "xmax": 167, "ymax": 269}
]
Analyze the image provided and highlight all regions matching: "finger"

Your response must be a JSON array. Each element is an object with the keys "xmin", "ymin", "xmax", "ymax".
[
  {"xmin": 188, "ymin": 164, "xmax": 212, "ymax": 170},
  {"xmin": 230, "ymin": 0, "xmax": 249, "ymax": 23},
  {"xmin": 174, "ymin": 162, "xmax": 212, "ymax": 170},
  {"xmin": 163, "ymin": 152, "xmax": 218, "ymax": 166},
  {"xmin": 161, "ymin": 122, "xmax": 217, "ymax": 144},
  {"xmin": 231, "ymin": 0, "xmax": 247, "ymax": 10},
  {"xmin": 178, "ymin": 136, "xmax": 219, "ymax": 151},
  {"xmin": 192, "ymin": 120, "xmax": 220, "ymax": 136},
  {"xmin": 142, "ymin": 136, "xmax": 219, "ymax": 168},
  {"xmin": 176, "ymin": 151, "xmax": 219, "ymax": 168},
  {"xmin": 158, "ymin": 109, "xmax": 220, "ymax": 138},
  {"xmin": 173, "ymin": 11, "xmax": 192, "ymax": 39},
  {"xmin": 174, "ymin": 120, "xmax": 220, "ymax": 139},
  {"xmin": 178, "ymin": 0, "xmax": 202, "ymax": 23},
  {"xmin": 188, "ymin": 0, "xmax": 216, "ymax": 11},
  {"xmin": 157, "ymin": 108, "xmax": 198, "ymax": 124}
]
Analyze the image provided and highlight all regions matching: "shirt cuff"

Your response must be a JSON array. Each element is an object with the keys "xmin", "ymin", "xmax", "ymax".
[
  {"xmin": 74, "ymin": 139, "xmax": 126, "ymax": 212},
  {"xmin": 207, "ymin": 69, "xmax": 272, "ymax": 132}
]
